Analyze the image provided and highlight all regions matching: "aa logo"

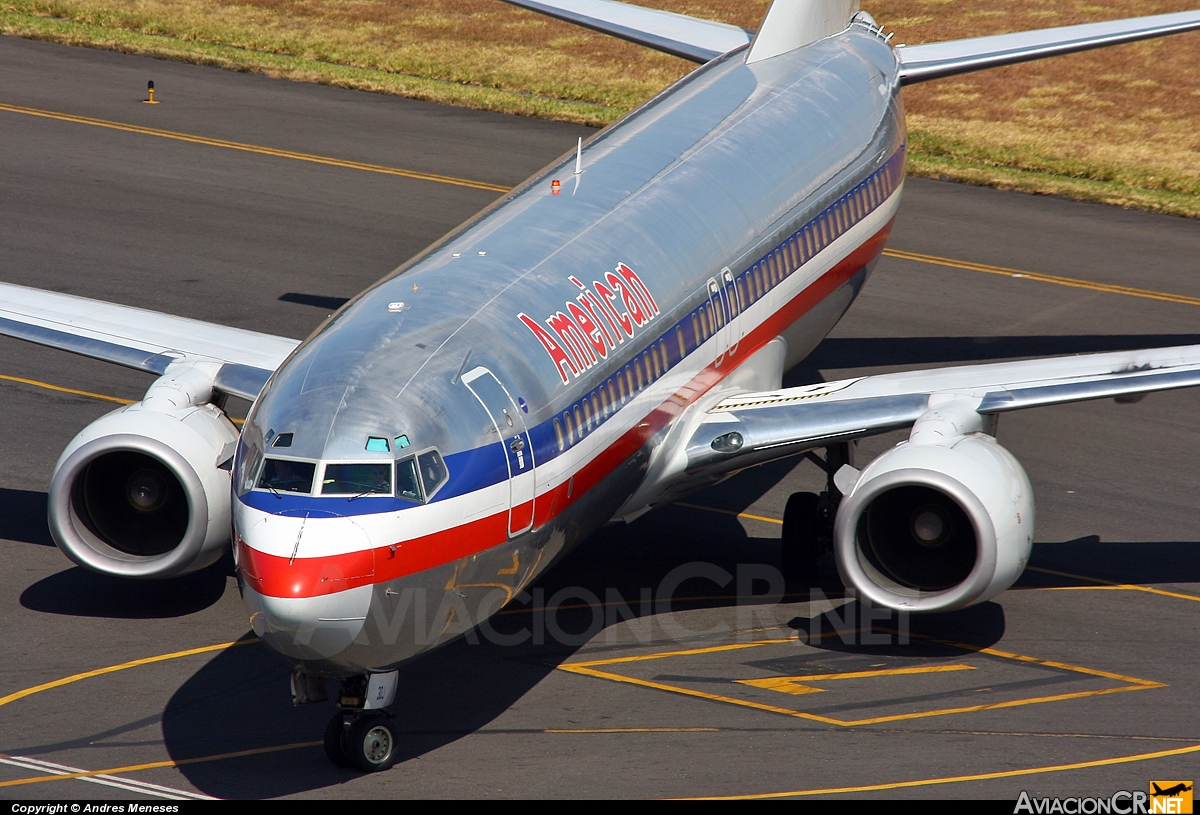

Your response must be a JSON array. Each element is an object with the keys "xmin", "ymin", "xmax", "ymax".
[{"xmin": 1150, "ymin": 782, "xmax": 1193, "ymax": 814}]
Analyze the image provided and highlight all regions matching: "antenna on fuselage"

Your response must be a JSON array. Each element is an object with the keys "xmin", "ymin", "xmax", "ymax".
[{"xmin": 574, "ymin": 137, "xmax": 583, "ymax": 175}]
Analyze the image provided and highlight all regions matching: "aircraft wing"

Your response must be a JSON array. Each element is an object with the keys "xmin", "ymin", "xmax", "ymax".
[
  {"xmin": 0, "ymin": 282, "xmax": 300, "ymax": 401},
  {"xmin": 498, "ymin": 0, "xmax": 752, "ymax": 62},
  {"xmin": 897, "ymin": 10, "xmax": 1200, "ymax": 84},
  {"xmin": 685, "ymin": 344, "xmax": 1200, "ymax": 477}
]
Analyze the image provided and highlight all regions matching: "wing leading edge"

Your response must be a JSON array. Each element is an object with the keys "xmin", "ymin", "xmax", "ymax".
[
  {"xmin": 686, "ymin": 344, "xmax": 1200, "ymax": 477},
  {"xmin": 0, "ymin": 282, "xmax": 299, "ymax": 401}
]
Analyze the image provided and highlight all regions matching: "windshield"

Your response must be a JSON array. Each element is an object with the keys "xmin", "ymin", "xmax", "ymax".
[
  {"xmin": 321, "ymin": 462, "xmax": 393, "ymax": 496},
  {"xmin": 257, "ymin": 458, "xmax": 316, "ymax": 494}
]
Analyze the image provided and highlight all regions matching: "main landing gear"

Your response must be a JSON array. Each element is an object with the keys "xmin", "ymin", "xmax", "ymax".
[
  {"xmin": 319, "ymin": 673, "xmax": 401, "ymax": 772},
  {"xmin": 780, "ymin": 442, "xmax": 853, "ymax": 586}
]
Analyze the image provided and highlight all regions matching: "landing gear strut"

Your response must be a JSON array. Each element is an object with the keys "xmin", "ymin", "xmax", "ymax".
[
  {"xmin": 781, "ymin": 442, "xmax": 853, "ymax": 586},
  {"xmin": 322, "ymin": 674, "xmax": 400, "ymax": 772}
]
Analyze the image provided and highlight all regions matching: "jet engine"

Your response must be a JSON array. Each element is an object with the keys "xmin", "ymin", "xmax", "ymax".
[
  {"xmin": 47, "ymin": 364, "xmax": 239, "ymax": 579},
  {"xmin": 833, "ymin": 401, "xmax": 1034, "ymax": 613}
]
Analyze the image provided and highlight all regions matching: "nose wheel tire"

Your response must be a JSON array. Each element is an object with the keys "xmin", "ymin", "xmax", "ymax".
[
  {"xmin": 323, "ymin": 712, "xmax": 355, "ymax": 768},
  {"xmin": 781, "ymin": 491, "xmax": 821, "ymax": 582},
  {"xmin": 347, "ymin": 714, "xmax": 398, "ymax": 772}
]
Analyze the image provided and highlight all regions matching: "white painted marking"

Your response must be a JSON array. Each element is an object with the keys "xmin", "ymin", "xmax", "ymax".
[{"xmin": 0, "ymin": 755, "xmax": 216, "ymax": 799}]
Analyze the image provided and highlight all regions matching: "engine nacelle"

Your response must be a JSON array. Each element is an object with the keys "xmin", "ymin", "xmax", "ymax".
[
  {"xmin": 833, "ymin": 432, "xmax": 1034, "ymax": 613},
  {"xmin": 48, "ymin": 401, "xmax": 239, "ymax": 579}
]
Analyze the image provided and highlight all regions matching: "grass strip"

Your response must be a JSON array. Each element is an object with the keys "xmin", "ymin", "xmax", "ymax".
[
  {"xmin": 3, "ymin": 3, "xmax": 1198, "ymax": 217},
  {"xmin": 0, "ymin": 9, "xmax": 624, "ymax": 126}
]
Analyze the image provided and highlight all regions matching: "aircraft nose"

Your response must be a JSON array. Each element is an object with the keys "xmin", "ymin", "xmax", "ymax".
[{"xmin": 236, "ymin": 512, "xmax": 377, "ymax": 662}]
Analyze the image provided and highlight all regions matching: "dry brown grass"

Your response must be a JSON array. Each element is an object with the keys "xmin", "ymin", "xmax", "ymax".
[
  {"xmin": 876, "ymin": 0, "xmax": 1200, "ymax": 208},
  {"xmin": 2, "ymin": 0, "xmax": 1198, "ymax": 213}
]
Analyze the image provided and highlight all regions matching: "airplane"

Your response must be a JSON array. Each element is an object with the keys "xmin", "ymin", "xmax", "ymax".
[
  {"xmin": 1153, "ymin": 783, "xmax": 1194, "ymax": 797},
  {"xmin": 2, "ymin": 0, "xmax": 1199, "ymax": 775}
]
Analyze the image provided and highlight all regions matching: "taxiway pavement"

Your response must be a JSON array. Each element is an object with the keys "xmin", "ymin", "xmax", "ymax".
[{"xmin": 1, "ymin": 35, "xmax": 1198, "ymax": 800}]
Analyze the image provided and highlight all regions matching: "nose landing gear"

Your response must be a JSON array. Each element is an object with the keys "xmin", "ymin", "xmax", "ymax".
[
  {"xmin": 325, "ymin": 709, "xmax": 398, "ymax": 772},
  {"xmin": 319, "ymin": 671, "xmax": 402, "ymax": 772}
]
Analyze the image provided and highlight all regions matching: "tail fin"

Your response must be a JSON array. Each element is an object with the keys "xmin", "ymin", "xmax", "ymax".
[{"xmin": 746, "ymin": 0, "xmax": 860, "ymax": 64}]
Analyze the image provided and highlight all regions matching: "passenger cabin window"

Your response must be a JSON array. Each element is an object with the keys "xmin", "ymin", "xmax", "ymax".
[
  {"xmin": 396, "ymin": 457, "xmax": 422, "ymax": 502},
  {"xmin": 257, "ymin": 458, "xmax": 316, "ymax": 494},
  {"xmin": 554, "ymin": 418, "xmax": 565, "ymax": 452},
  {"xmin": 322, "ymin": 462, "xmax": 392, "ymax": 496}
]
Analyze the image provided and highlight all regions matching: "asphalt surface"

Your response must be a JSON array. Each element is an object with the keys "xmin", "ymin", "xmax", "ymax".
[{"xmin": 1, "ymin": 35, "xmax": 1198, "ymax": 801}]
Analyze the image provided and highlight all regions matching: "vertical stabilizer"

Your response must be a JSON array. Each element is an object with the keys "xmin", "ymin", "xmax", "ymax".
[{"xmin": 746, "ymin": 0, "xmax": 860, "ymax": 64}]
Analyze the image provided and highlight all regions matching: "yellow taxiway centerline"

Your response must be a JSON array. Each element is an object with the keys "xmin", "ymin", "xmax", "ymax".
[
  {"xmin": 1026, "ymin": 566, "xmax": 1200, "ymax": 603},
  {"xmin": 882, "ymin": 247, "xmax": 1200, "ymax": 307},
  {"xmin": 0, "ymin": 373, "xmax": 134, "ymax": 406},
  {"xmin": 685, "ymin": 740, "xmax": 1200, "ymax": 799},
  {"xmin": 0, "ymin": 101, "xmax": 511, "ymax": 194},
  {"xmin": 0, "ymin": 639, "xmax": 258, "ymax": 709},
  {"xmin": 2, "ymin": 100, "xmax": 1197, "ymax": 306}
]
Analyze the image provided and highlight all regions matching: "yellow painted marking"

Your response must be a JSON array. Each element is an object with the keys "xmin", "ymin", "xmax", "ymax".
[
  {"xmin": 882, "ymin": 248, "xmax": 1200, "ymax": 307},
  {"xmin": 0, "ymin": 373, "xmax": 134, "ymax": 405},
  {"xmin": 497, "ymin": 551, "xmax": 520, "ymax": 575},
  {"xmin": 0, "ymin": 102, "xmax": 511, "ymax": 194},
  {"xmin": 544, "ymin": 727, "xmax": 719, "ymax": 733},
  {"xmin": 561, "ymin": 635, "xmax": 1164, "ymax": 727},
  {"xmin": 676, "ymin": 502, "xmax": 783, "ymax": 526},
  {"xmin": 1027, "ymin": 566, "xmax": 1200, "ymax": 603},
  {"xmin": 734, "ymin": 677, "xmax": 826, "ymax": 695},
  {"xmin": 559, "ymin": 663, "xmax": 849, "ymax": 725},
  {"xmin": 1017, "ymin": 585, "xmax": 1128, "ymax": 591},
  {"xmin": 736, "ymin": 664, "xmax": 976, "ymax": 695},
  {"xmin": 0, "ymin": 374, "xmax": 246, "ymax": 423},
  {"xmin": 565, "ymin": 638, "xmax": 795, "ymax": 669},
  {"xmin": 0, "ymin": 740, "xmax": 320, "ymax": 789},
  {"xmin": 688, "ymin": 741, "xmax": 1200, "ymax": 800},
  {"xmin": 0, "ymin": 639, "xmax": 257, "ymax": 709}
]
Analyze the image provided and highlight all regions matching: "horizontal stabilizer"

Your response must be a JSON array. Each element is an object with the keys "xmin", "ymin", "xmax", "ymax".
[
  {"xmin": 898, "ymin": 10, "xmax": 1200, "ymax": 84},
  {"xmin": 0, "ymin": 282, "xmax": 299, "ymax": 400},
  {"xmin": 498, "ymin": 0, "xmax": 752, "ymax": 62}
]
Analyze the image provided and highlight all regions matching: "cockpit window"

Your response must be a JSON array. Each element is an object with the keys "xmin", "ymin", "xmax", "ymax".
[
  {"xmin": 418, "ymin": 450, "xmax": 448, "ymax": 498},
  {"xmin": 322, "ymin": 462, "xmax": 392, "ymax": 497},
  {"xmin": 395, "ymin": 457, "xmax": 422, "ymax": 503},
  {"xmin": 257, "ymin": 458, "xmax": 316, "ymax": 494},
  {"xmin": 240, "ymin": 443, "xmax": 262, "ymax": 493}
]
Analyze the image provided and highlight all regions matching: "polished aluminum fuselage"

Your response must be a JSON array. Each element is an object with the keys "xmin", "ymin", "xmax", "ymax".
[{"xmin": 234, "ymin": 24, "xmax": 906, "ymax": 675}]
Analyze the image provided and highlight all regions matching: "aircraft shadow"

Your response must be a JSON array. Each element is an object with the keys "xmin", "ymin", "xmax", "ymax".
[
  {"xmin": 157, "ymin": 463, "xmax": 916, "ymax": 797},
  {"xmin": 1019, "ymin": 535, "xmax": 1200, "ymax": 588},
  {"xmin": 158, "ymin": 463, "xmax": 1198, "ymax": 796},
  {"xmin": 785, "ymin": 333, "xmax": 1200, "ymax": 385},
  {"xmin": 278, "ymin": 293, "xmax": 351, "ymax": 310},
  {"xmin": 0, "ymin": 488, "xmax": 54, "ymax": 547},
  {"xmin": 20, "ymin": 554, "xmax": 233, "ymax": 619}
]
